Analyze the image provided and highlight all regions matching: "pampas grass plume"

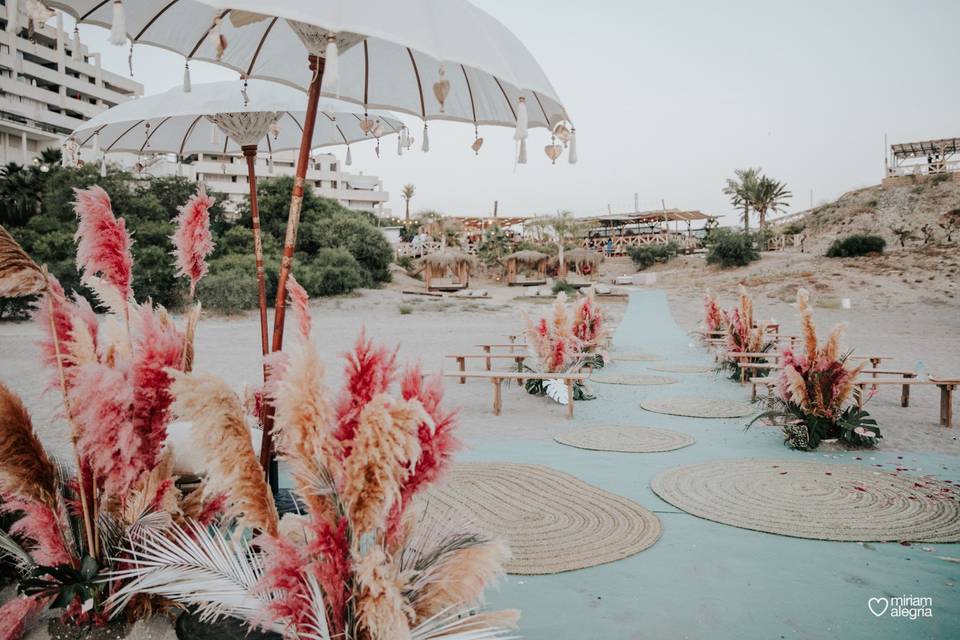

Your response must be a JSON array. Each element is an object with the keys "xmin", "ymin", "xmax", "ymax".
[
  {"xmin": 73, "ymin": 185, "xmax": 133, "ymax": 300},
  {"xmin": 0, "ymin": 383, "xmax": 59, "ymax": 509},
  {"xmin": 0, "ymin": 225, "xmax": 45, "ymax": 298},
  {"xmin": 413, "ymin": 538, "xmax": 509, "ymax": 620},
  {"xmin": 172, "ymin": 183, "xmax": 215, "ymax": 296}
]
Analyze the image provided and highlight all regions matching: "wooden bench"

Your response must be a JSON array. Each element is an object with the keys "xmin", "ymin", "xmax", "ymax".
[
  {"xmin": 853, "ymin": 377, "xmax": 958, "ymax": 427},
  {"xmin": 850, "ymin": 355, "xmax": 893, "ymax": 369},
  {"xmin": 750, "ymin": 370, "xmax": 919, "ymax": 403},
  {"xmin": 476, "ymin": 343, "xmax": 529, "ymax": 354},
  {"xmin": 428, "ymin": 371, "xmax": 589, "ymax": 418},
  {"xmin": 446, "ymin": 353, "xmax": 528, "ymax": 381}
]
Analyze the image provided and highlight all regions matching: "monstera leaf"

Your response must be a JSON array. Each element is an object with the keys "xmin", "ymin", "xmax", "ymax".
[{"xmin": 544, "ymin": 379, "xmax": 569, "ymax": 405}]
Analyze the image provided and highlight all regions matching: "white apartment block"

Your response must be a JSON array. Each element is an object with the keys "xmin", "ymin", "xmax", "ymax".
[
  {"xmin": 150, "ymin": 151, "xmax": 391, "ymax": 216},
  {"xmin": 0, "ymin": 2, "xmax": 143, "ymax": 165}
]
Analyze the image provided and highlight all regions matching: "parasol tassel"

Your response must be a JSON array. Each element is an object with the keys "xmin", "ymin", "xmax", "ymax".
[
  {"xmin": 183, "ymin": 61, "xmax": 192, "ymax": 92},
  {"xmin": 99, "ymin": 155, "xmax": 107, "ymax": 177},
  {"xmin": 345, "ymin": 146, "xmax": 352, "ymax": 166},
  {"xmin": 109, "ymin": 0, "xmax": 126, "ymax": 45},
  {"xmin": 421, "ymin": 123, "xmax": 429, "ymax": 152},
  {"xmin": 72, "ymin": 26, "xmax": 82, "ymax": 62},
  {"xmin": 7, "ymin": 0, "xmax": 18, "ymax": 36},
  {"xmin": 213, "ymin": 17, "xmax": 227, "ymax": 61},
  {"xmin": 568, "ymin": 128, "xmax": 578, "ymax": 164},
  {"xmin": 518, "ymin": 138, "xmax": 527, "ymax": 164},
  {"xmin": 514, "ymin": 96, "xmax": 528, "ymax": 141},
  {"xmin": 398, "ymin": 129, "xmax": 404, "ymax": 156},
  {"xmin": 321, "ymin": 35, "xmax": 339, "ymax": 96},
  {"xmin": 268, "ymin": 155, "xmax": 274, "ymax": 174}
]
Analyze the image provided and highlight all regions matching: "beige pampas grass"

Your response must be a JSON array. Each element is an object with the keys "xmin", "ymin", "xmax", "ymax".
[
  {"xmin": 169, "ymin": 371, "xmax": 278, "ymax": 536},
  {"xmin": 797, "ymin": 288, "xmax": 818, "ymax": 360},
  {"xmin": 823, "ymin": 322, "xmax": 846, "ymax": 363},
  {"xmin": 122, "ymin": 449, "xmax": 178, "ymax": 524},
  {"xmin": 412, "ymin": 538, "xmax": 510, "ymax": 621},
  {"xmin": 0, "ymin": 225, "xmax": 46, "ymax": 298},
  {"xmin": 341, "ymin": 395, "xmax": 424, "ymax": 536},
  {"xmin": 355, "ymin": 546, "xmax": 413, "ymax": 640},
  {"xmin": 0, "ymin": 383, "xmax": 59, "ymax": 510}
]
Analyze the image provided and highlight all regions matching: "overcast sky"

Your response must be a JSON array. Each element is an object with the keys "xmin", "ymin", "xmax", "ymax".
[{"xmin": 74, "ymin": 0, "xmax": 960, "ymax": 224}]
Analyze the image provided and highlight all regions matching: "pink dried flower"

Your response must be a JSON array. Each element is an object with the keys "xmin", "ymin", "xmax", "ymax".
[
  {"xmin": 0, "ymin": 595, "xmax": 48, "ymax": 640},
  {"xmin": 73, "ymin": 186, "xmax": 133, "ymax": 300},
  {"xmin": 1, "ymin": 497, "xmax": 73, "ymax": 566},
  {"xmin": 34, "ymin": 277, "xmax": 98, "ymax": 390},
  {"xmin": 334, "ymin": 331, "xmax": 397, "ymax": 444},
  {"xmin": 286, "ymin": 274, "xmax": 311, "ymax": 342},
  {"xmin": 171, "ymin": 183, "xmax": 215, "ymax": 296}
]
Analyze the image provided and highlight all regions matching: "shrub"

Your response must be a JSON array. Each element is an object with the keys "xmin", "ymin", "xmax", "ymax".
[
  {"xmin": 295, "ymin": 248, "xmax": 364, "ymax": 296},
  {"xmin": 825, "ymin": 234, "xmax": 886, "ymax": 257},
  {"xmin": 705, "ymin": 229, "xmax": 760, "ymax": 268},
  {"xmin": 627, "ymin": 242, "xmax": 678, "ymax": 270},
  {"xmin": 396, "ymin": 255, "xmax": 415, "ymax": 271},
  {"xmin": 196, "ymin": 269, "xmax": 261, "ymax": 314},
  {"xmin": 552, "ymin": 279, "xmax": 576, "ymax": 295},
  {"xmin": 398, "ymin": 304, "xmax": 413, "ymax": 315}
]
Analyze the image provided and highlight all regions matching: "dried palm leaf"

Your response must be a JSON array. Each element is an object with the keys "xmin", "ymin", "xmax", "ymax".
[
  {"xmin": 0, "ymin": 383, "xmax": 59, "ymax": 510},
  {"xmin": 0, "ymin": 225, "xmax": 45, "ymax": 298}
]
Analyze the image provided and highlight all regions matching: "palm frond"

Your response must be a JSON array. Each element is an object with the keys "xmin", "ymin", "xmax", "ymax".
[
  {"xmin": 0, "ymin": 527, "xmax": 35, "ymax": 569},
  {"xmin": 411, "ymin": 606, "xmax": 521, "ymax": 640},
  {"xmin": 297, "ymin": 572, "xmax": 333, "ymax": 640},
  {"xmin": 104, "ymin": 519, "xmax": 277, "ymax": 629}
]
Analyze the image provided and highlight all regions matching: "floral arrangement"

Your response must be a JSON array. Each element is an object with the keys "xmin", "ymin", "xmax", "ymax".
[
  {"xmin": 524, "ymin": 292, "xmax": 595, "ymax": 403},
  {"xmin": 750, "ymin": 289, "xmax": 879, "ymax": 450},
  {"xmin": 570, "ymin": 290, "xmax": 609, "ymax": 368},
  {"xmin": 702, "ymin": 290, "xmax": 724, "ymax": 334},
  {"xmin": 108, "ymin": 280, "xmax": 518, "ymax": 639},
  {"xmin": 719, "ymin": 285, "xmax": 774, "ymax": 381},
  {"xmin": 0, "ymin": 184, "xmax": 220, "ymax": 636}
]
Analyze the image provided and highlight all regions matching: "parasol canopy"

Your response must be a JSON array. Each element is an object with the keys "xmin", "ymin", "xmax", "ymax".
[{"xmin": 68, "ymin": 80, "xmax": 404, "ymax": 157}]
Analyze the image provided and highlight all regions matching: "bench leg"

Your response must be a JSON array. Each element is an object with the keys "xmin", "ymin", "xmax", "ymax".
[
  {"xmin": 458, "ymin": 357, "xmax": 466, "ymax": 384},
  {"xmin": 515, "ymin": 358, "xmax": 524, "ymax": 386},
  {"xmin": 492, "ymin": 378, "xmax": 502, "ymax": 416},
  {"xmin": 566, "ymin": 379, "xmax": 575, "ymax": 419},
  {"xmin": 751, "ymin": 382, "xmax": 757, "ymax": 402},
  {"xmin": 901, "ymin": 374, "xmax": 914, "ymax": 407},
  {"xmin": 940, "ymin": 385, "xmax": 954, "ymax": 427}
]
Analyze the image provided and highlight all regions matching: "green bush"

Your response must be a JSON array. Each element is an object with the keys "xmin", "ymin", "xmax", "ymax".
[
  {"xmin": 295, "ymin": 248, "xmax": 364, "ymax": 296},
  {"xmin": 627, "ymin": 242, "xmax": 678, "ymax": 270},
  {"xmin": 706, "ymin": 229, "xmax": 760, "ymax": 268},
  {"xmin": 825, "ymin": 234, "xmax": 886, "ymax": 257},
  {"xmin": 196, "ymin": 270, "xmax": 261, "ymax": 314},
  {"xmin": 552, "ymin": 279, "xmax": 576, "ymax": 295}
]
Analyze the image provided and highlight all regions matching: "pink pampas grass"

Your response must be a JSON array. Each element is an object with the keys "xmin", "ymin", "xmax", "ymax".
[
  {"xmin": 286, "ymin": 274, "xmax": 311, "ymax": 342},
  {"xmin": 34, "ymin": 277, "xmax": 98, "ymax": 389},
  {"xmin": 334, "ymin": 331, "xmax": 397, "ymax": 443},
  {"xmin": 1, "ymin": 497, "xmax": 73, "ymax": 566},
  {"xmin": 73, "ymin": 186, "xmax": 133, "ymax": 300},
  {"xmin": 0, "ymin": 595, "xmax": 49, "ymax": 640},
  {"xmin": 172, "ymin": 183, "xmax": 215, "ymax": 296}
]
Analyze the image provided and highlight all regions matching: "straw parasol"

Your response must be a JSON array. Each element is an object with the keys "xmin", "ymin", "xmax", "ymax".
[
  {"xmin": 504, "ymin": 249, "xmax": 548, "ymax": 285},
  {"xmin": 555, "ymin": 247, "xmax": 603, "ymax": 279},
  {"xmin": 66, "ymin": 81, "xmax": 401, "ymax": 384},
  {"xmin": 421, "ymin": 249, "xmax": 476, "ymax": 290}
]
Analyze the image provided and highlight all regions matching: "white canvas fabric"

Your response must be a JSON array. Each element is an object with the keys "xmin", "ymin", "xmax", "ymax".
[
  {"xmin": 47, "ymin": 0, "xmax": 569, "ymax": 129},
  {"xmin": 69, "ymin": 81, "xmax": 403, "ymax": 155}
]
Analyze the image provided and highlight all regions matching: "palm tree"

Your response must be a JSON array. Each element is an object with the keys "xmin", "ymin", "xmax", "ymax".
[
  {"xmin": 401, "ymin": 184, "xmax": 415, "ymax": 222},
  {"xmin": 751, "ymin": 175, "xmax": 792, "ymax": 229},
  {"xmin": 723, "ymin": 167, "xmax": 760, "ymax": 232},
  {"xmin": 543, "ymin": 211, "xmax": 586, "ymax": 277}
]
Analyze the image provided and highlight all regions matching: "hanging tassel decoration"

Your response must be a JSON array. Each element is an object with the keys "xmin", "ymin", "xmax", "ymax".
[
  {"xmin": 518, "ymin": 138, "xmax": 527, "ymax": 164},
  {"xmin": 240, "ymin": 77, "xmax": 249, "ymax": 107},
  {"xmin": 109, "ymin": 0, "xmax": 126, "ymax": 45},
  {"xmin": 375, "ymin": 139, "xmax": 380, "ymax": 158},
  {"xmin": 183, "ymin": 60, "xmax": 192, "ymax": 92},
  {"xmin": 421, "ymin": 123, "xmax": 429, "ymax": 153},
  {"xmin": 345, "ymin": 146, "xmax": 352, "ymax": 166},
  {"xmin": 433, "ymin": 65, "xmax": 450, "ymax": 113},
  {"xmin": 127, "ymin": 43, "xmax": 133, "ymax": 76},
  {"xmin": 99, "ymin": 155, "xmax": 107, "ymax": 177},
  {"xmin": 397, "ymin": 128, "xmax": 404, "ymax": 156},
  {"xmin": 471, "ymin": 128, "xmax": 484, "ymax": 155},
  {"xmin": 269, "ymin": 121, "xmax": 280, "ymax": 140},
  {"xmin": 213, "ymin": 17, "xmax": 228, "ymax": 61},
  {"xmin": 321, "ymin": 34, "xmax": 339, "ymax": 96},
  {"xmin": 72, "ymin": 26, "xmax": 82, "ymax": 62},
  {"xmin": 8, "ymin": 0, "xmax": 19, "ymax": 36},
  {"xmin": 568, "ymin": 128, "xmax": 578, "ymax": 164},
  {"xmin": 268, "ymin": 154, "xmax": 274, "ymax": 175},
  {"xmin": 514, "ymin": 96, "xmax": 528, "ymax": 141}
]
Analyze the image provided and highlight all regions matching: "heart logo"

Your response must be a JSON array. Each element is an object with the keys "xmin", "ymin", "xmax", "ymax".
[{"xmin": 868, "ymin": 597, "xmax": 889, "ymax": 617}]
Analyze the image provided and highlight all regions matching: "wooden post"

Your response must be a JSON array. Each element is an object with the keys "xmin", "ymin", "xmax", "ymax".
[
  {"xmin": 492, "ymin": 378, "xmax": 502, "ymax": 415},
  {"xmin": 566, "ymin": 379, "xmax": 575, "ymax": 419},
  {"xmin": 242, "ymin": 145, "xmax": 270, "ymax": 368},
  {"xmin": 901, "ymin": 373, "xmax": 915, "ymax": 407},
  {"xmin": 457, "ymin": 357, "xmax": 466, "ymax": 384},
  {"xmin": 940, "ymin": 384, "xmax": 954, "ymax": 427},
  {"xmin": 260, "ymin": 54, "xmax": 324, "ymax": 479}
]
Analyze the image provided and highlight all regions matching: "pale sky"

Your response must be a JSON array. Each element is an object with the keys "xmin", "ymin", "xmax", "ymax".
[{"xmin": 73, "ymin": 0, "xmax": 960, "ymax": 224}]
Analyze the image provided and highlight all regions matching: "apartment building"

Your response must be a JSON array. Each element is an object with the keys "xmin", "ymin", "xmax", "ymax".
[{"xmin": 0, "ymin": 2, "xmax": 142, "ymax": 165}]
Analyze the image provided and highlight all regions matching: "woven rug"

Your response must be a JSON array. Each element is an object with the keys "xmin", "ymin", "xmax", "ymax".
[
  {"xmin": 652, "ymin": 459, "xmax": 960, "ymax": 542},
  {"xmin": 648, "ymin": 364, "xmax": 714, "ymax": 374},
  {"xmin": 555, "ymin": 426, "xmax": 694, "ymax": 453},
  {"xmin": 610, "ymin": 352, "xmax": 664, "ymax": 362},
  {"xmin": 418, "ymin": 463, "xmax": 661, "ymax": 574},
  {"xmin": 641, "ymin": 396, "xmax": 754, "ymax": 418},
  {"xmin": 590, "ymin": 373, "xmax": 678, "ymax": 386}
]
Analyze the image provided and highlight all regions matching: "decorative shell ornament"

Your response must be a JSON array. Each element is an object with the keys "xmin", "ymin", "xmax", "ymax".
[
  {"xmin": 269, "ymin": 121, "xmax": 280, "ymax": 140},
  {"xmin": 553, "ymin": 122, "xmax": 572, "ymax": 145},
  {"xmin": 471, "ymin": 137, "xmax": 484, "ymax": 155},
  {"xmin": 544, "ymin": 144, "xmax": 563, "ymax": 164},
  {"xmin": 544, "ymin": 379, "xmax": 570, "ymax": 405},
  {"xmin": 433, "ymin": 66, "xmax": 451, "ymax": 113},
  {"xmin": 359, "ymin": 116, "xmax": 375, "ymax": 135},
  {"xmin": 371, "ymin": 121, "xmax": 384, "ymax": 138}
]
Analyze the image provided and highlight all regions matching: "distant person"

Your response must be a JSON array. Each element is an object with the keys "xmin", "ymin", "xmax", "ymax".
[{"xmin": 605, "ymin": 237, "xmax": 613, "ymax": 256}]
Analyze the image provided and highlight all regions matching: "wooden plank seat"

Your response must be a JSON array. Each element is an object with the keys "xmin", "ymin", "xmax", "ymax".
[
  {"xmin": 427, "ymin": 370, "xmax": 589, "ymax": 418},
  {"xmin": 446, "ymin": 353, "xmax": 529, "ymax": 381},
  {"xmin": 852, "ymin": 377, "xmax": 958, "ymax": 427},
  {"xmin": 750, "ymin": 370, "xmax": 920, "ymax": 403},
  {"xmin": 476, "ymin": 343, "xmax": 529, "ymax": 353}
]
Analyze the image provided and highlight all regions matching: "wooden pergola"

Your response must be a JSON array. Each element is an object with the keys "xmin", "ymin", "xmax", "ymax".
[
  {"xmin": 581, "ymin": 209, "xmax": 715, "ymax": 254},
  {"xmin": 503, "ymin": 250, "xmax": 548, "ymax": 286},
  {"xmin": 421, "ymin": 249, "xmax": 476, "ymax": 291},
  {"xmin": 888, "ymin": 137, "xmax": 960, "ymax": 177}
]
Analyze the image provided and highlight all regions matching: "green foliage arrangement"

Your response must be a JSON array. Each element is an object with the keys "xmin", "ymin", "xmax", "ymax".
[
  {"xmin": 825, "ymin": 234, "xmax": 886, "ymax": 257},
  {"xmin": 705, "ymin": 229, "xmax": 760, "ymax": 268},
  {"xmin": 626, "ymin": 242, "xmax": 678, "ymax": 270}
]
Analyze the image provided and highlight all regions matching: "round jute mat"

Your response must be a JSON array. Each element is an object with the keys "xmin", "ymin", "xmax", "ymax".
[
  {"xmin": 419, "ymin": 463, "xmax": 661, "ymax": 574},
  {"xmin": 648, "ymin": 364, "xmax": 714, "ymax": 374},
  {"xmin": 652, "ymin": 459, "xmax": 960, "ymax": 542},
  {"xmin": 555, "ymin": 426, "xmax": 694, "ymax": 453},
  {"xmin": 610, "ymin": 352, "xmax": 664, "ymax": 362},
  {"xmin": 590, "ymin": 373, "xmax": 678, "ymax": 386},
  {"xmin": 641, "ymin": 396, "xmax": 754, "ymax": 418}
]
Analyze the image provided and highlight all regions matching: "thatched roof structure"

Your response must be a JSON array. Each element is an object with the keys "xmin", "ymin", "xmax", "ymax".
[
  {"xmin": 420, "ymin": 249, "xmax": 477, "ymax": 271},
  {"xmin": 559, "ymin": 248, "xmax": 603, "ymax": 266},
  {"xmin": 505, "ymin": 250, "xmax": 548, "ymax": 266}
]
